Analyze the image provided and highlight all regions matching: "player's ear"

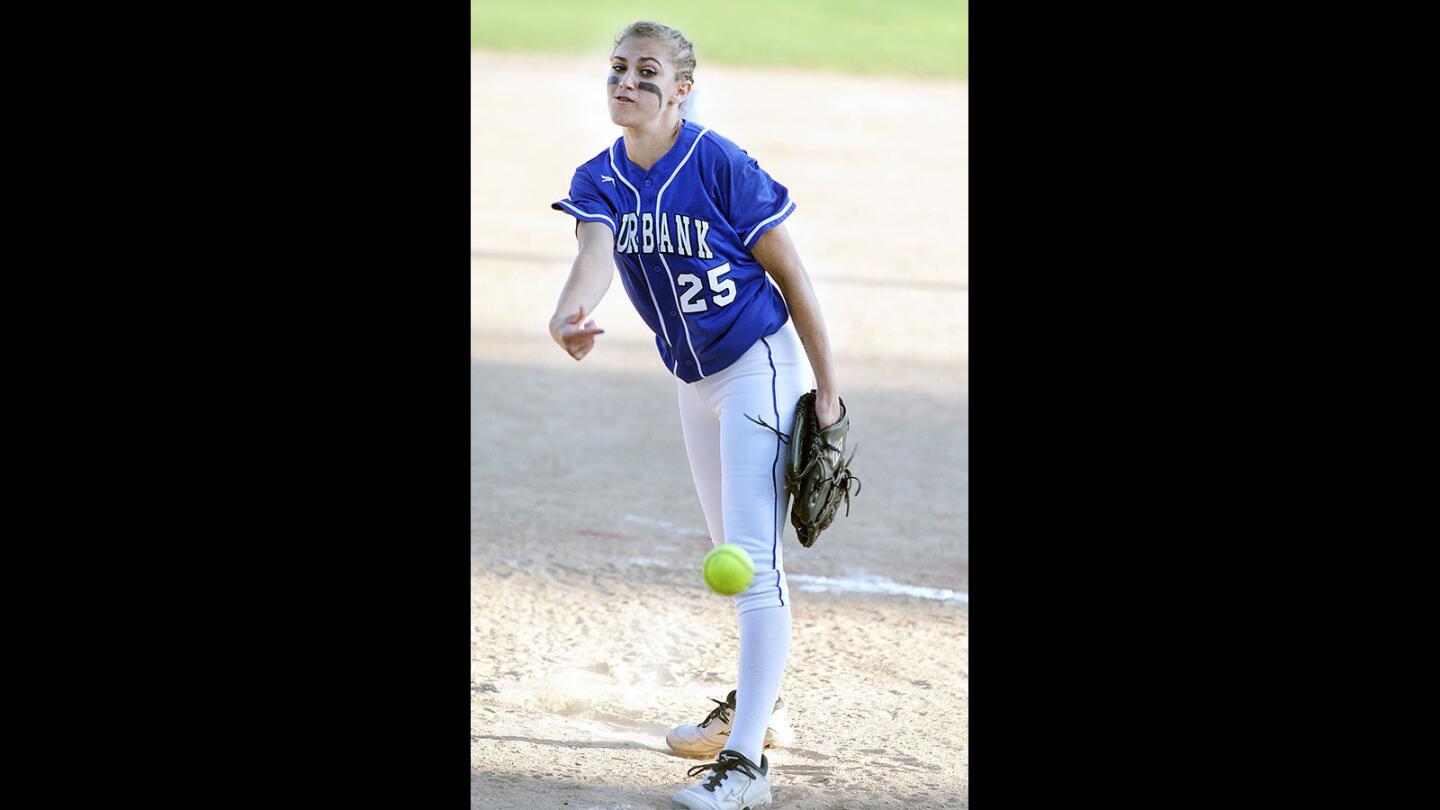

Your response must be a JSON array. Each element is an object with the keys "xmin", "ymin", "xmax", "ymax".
[{"xmin": 674, "ymin": 80, "xmax": 692, "ymax": 105}]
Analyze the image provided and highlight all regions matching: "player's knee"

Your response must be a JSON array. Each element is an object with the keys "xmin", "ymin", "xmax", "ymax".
[{"xmin": 732, "ymin": 568, "xmax": 788, "ymax": 613}]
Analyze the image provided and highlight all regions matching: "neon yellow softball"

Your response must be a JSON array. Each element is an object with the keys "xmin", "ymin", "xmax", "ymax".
[{"xmin": 702, "ymin": 544, "xmax": 755, "ymax": 596}]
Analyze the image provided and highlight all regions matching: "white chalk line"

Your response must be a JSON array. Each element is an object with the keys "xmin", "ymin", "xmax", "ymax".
[
  {"xmin": 623, "ymin": 556, "xmax": 967, "ymax": 604},
  {"xmin": 623, "ymin": 514, "xmax": 708, "ymax": 536},
  {"xmin": 789, "ymin": 574, "xmax": 969, "ymax": 604}
]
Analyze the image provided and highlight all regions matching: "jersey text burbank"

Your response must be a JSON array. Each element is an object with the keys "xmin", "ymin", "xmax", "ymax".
[{"xmin": 615, "ymin": 211, "xmax": 714, "ymax": 258}]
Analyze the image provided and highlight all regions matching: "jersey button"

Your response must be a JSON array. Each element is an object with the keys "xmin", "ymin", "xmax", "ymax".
[
  {"xmin": 669, "ymin": 310, "xmax": 677, "ymax": 317},
  {"xmin": 644, "ymin": 179, "xmax": 652, "ymax": 187},
  {"xmin": 684, "ymin": 360, "xmax": 692, "ymax": 366}
]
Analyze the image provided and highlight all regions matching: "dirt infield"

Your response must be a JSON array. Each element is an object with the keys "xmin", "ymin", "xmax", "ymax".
[{"xmin": 471, "ymin": 50, "xmax": 968, "ymax": 808}]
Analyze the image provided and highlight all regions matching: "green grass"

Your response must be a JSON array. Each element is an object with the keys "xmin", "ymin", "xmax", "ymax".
[{"xmin": 470, "ymin": 0, "xmax": 968, "ymax": 79}]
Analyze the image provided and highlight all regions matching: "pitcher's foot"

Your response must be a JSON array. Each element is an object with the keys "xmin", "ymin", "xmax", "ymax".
[
  {"xmin": 665, "ymin": 689, "xmax": 794, "ymax": 759},
  {"xmin": 671, "ymin": 749, "xmax": 772, "ymax": 809}
]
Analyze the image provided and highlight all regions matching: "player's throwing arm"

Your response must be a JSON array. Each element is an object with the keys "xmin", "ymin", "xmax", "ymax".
[{"xmin": 548, "ymin": 221, "xmax": 612, "ymax": 361}]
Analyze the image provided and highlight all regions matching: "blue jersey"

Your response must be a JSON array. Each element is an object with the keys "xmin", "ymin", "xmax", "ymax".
[{"xmin": 552, "ymin": 121, "xmax": 796, "ymax": 383}]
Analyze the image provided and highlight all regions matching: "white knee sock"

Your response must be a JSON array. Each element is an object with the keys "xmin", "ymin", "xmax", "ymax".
[{"xmin": 727, "ymin": 602, "xmax": 792, "ymax": 763}]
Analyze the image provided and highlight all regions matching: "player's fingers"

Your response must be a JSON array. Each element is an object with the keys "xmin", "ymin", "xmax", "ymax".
[
  {"xmin": 564, "ymin": 334, "xmax": 598, "ymax": 356},
  {"xmin": 562, "ymin": 330, "xmax": 597, "ymax": 346},
  {"xmin": 567, "ymin": 305, "xmax": 588, "ymax": 325}
]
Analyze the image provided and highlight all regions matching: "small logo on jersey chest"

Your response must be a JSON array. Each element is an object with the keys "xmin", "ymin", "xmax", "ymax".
[{"xmin": 600, "ymin": 174, "xmax": 616, "ymax": 184}]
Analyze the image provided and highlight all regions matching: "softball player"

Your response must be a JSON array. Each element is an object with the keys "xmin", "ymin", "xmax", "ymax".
[{"xmin": 548, "ymin": 21, "xmax": 842, "ymax": 809}]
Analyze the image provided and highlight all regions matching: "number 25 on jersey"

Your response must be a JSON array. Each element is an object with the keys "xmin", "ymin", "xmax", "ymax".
[{"xmin": 676, "ymin": 263, "xmax": 736, "ymax": 313}]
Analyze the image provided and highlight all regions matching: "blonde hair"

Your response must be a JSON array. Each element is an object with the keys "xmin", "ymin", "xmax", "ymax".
[{"xmin": 613, "ymin": 20, "xmax": 697, "ymax": 84}]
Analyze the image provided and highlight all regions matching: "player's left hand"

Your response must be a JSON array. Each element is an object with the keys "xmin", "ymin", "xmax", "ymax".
[{"xmin": 815, "ymin": 390, "xmax": 843, "ymax": 429}]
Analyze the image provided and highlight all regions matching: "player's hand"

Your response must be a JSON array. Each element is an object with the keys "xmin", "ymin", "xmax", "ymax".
[
  {"xmin": 815, "ymin": 390, "xmax": 843, "ymax": 429},
  {"xmin": 550, "ymin": 305, "xmax": 605, "ymax": 361}
]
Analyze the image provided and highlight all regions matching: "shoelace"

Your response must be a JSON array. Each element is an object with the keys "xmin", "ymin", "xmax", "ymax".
[
  {"xmin": 697, "ymin": 697, "xmax": 732, "ymax": 729},
  {"xmin": 686, "ymin": 753, "xmax": 761, "ymax": 792}
]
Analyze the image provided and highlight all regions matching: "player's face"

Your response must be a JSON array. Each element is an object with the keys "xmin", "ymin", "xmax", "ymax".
[{"xmin": 608, "ymin": 37, "xmax": 688, "ymax": 126}]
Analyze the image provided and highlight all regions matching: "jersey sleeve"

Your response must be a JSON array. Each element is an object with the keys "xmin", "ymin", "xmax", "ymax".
[
  {"xmin": 551, "ymin": 168, "xmax": 617, "ymax": 236},
  {"xmin": 721, "ymin": 152, "xmax": 796, "ymax": 249}
]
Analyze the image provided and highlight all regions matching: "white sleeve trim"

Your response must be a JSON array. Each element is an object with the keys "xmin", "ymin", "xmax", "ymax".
[
  {"xmin": 741, "ymin": 198, "xmax": 795, "ymax": 247},
  {"xmin": 552, "ymin": 200, "xmax": 616, "ymax": 233}
]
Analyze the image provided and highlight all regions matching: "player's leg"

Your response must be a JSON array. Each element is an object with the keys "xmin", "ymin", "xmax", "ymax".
[
  {"xmin": 673, "ymin": 376, "xmax": 793, "ymax": 760},
  {"xmin": 666, "ymin": 323, "xmax": 810, "ymax": 762},
  {"xmin": 677, "ymin": 376, "xmax": 724, "ymax": 548},
  {"xmin": 709, "ymin": 321, "xmax": 812, "ymax": 764}
]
